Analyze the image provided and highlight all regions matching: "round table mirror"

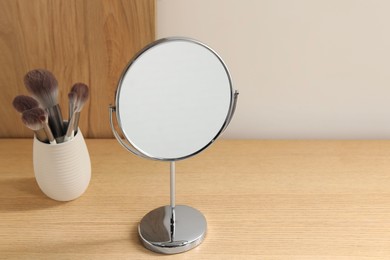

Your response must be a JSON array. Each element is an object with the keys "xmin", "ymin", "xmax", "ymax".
[{"xmin": 109, "ymin": 37, "xmax": 238, "ymax": 254}]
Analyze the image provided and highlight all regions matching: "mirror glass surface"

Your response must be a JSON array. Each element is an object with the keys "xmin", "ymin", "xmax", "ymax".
[{"xmin": 116, "ymin": 38, "xmax": 233, "ymax": 160}]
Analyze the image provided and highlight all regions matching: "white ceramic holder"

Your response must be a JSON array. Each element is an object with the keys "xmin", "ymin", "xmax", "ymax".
[{"xmin": 33, "ymin": 130, "xmax": 91, "ymax": 201}]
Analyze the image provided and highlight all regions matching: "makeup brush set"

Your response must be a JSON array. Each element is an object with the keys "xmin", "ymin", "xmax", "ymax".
[{"xmin": 12, "ymin": 69, "xmax": 89, "ymax": 144}]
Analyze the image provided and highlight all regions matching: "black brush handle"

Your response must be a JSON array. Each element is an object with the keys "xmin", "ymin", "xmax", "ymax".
[{"xmin": 47, "ymin": 104, "xmax": 64, "ymax": 138}]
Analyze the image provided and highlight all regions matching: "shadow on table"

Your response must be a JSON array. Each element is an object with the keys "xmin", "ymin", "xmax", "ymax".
[
  {"xmin": 0, "ymin": 177, "xmax": 61, "ymax": 211},
  {"xmin": 2, "ymin": 225, "xmax": 157, "ymax": 257}
]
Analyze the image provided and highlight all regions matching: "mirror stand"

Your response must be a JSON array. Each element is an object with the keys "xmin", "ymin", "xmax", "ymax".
[
  {"xmin": 110, "ymin": 37, "xmax": 238, "ymax": 254},
  {"xmin": 109, "ymin": 107, "xmax": 207, "ymax": 254},
  {"xmin": 138, "ymin": 161, "xmax": 207, "ymax": 254}
]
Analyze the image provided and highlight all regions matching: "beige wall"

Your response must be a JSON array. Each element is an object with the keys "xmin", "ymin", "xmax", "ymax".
[{"xmin": 157, "ymin": 0, "xmax": 390, "ymax": 139}]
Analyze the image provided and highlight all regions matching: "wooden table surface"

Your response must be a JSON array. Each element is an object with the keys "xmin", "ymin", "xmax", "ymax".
[{"xmin": 1, "ymin": 139, "xmax": 390, "ymax": 259}]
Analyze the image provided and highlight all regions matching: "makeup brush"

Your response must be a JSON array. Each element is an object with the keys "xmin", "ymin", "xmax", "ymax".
[
  {"xmin": 64, "ymin": 92, "xmax": 76, "ymax": 142},
  {"xmin": 23, "ymin": 69, "xmax": 64, "ymax": 139},
  {"xmin": 22, "ymin": 108, "xmax": 56, "ymax": 144},
  {"xmin": 12, "ymin": 95, "xmax": 39, "ymax": 113},
  {"xmin": 37, "ymin": 109, "xmax": 57, "ymax": 145},
  {"xmin": 68, "ymin": 91, "xmax": 76, "ymax": 123},
  {"xmin": 67, "ymin": 83, "xmax": 89, "ymax": 139}
]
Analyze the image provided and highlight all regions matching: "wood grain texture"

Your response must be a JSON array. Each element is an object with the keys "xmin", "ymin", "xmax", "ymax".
[
  {"xmin": 0, "ymin": 0, "xmax": 155, "ymax": 138},
  {"xmin": 1, "ymin": 139, "xmax": 390, "ymax": 259}
]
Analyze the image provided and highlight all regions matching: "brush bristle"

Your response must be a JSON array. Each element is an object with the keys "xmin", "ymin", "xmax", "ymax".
[
  {"xmin": 71, "ymin": 83, "xmax": 89, "ymax": 112},
  {"xmin": 21, "ymin": 107, "xmax": 47, "ymax": 131},
  {"xmin": 68, "ymin": 92, "xmax": 76, "ymax": 107},
  {"xmin": 23, "ymin": 69, "xmax": 58, "ymax": 108},
  {"xmin": 12, "ymin": 95, "xmax": 39, "ymax": 113}
]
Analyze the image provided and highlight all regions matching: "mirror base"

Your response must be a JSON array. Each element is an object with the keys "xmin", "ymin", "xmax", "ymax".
[{"xmin": 138, "ymin": 205, "xmax": 207, "ymax": 254}]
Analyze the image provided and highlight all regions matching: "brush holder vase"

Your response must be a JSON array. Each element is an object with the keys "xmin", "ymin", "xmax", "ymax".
[{"xmin": 33, "ymin": 130, "xmax": 91, "ymax": 201}]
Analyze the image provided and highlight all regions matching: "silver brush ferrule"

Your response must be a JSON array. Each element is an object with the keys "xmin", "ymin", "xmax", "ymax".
[{"xmin": 73, "ymin": 112, "xmax": 81, "ymax": 134}]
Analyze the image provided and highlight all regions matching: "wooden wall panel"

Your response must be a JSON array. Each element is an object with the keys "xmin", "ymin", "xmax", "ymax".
[{"xmin": 0, "ymin": 0, "xmax": 155, "ymax": 138}]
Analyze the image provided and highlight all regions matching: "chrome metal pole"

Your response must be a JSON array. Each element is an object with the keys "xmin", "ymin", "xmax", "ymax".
[
  {"xmin": 170, "ymin": 161, "xmax": 176, "ymax": 240},
  {"xmin": 170, "ymin": 161, "xmax": 176, "ymax": 208}
]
